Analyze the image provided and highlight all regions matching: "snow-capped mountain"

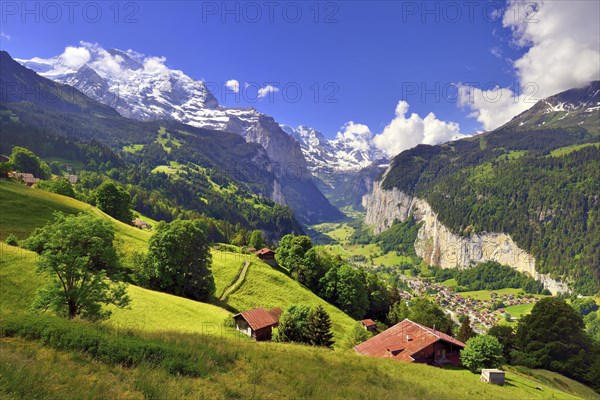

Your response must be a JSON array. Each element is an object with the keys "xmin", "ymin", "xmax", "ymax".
[
  {"xmin": 502, "ymin": 81, "xmax": 600, "ymax": 131},
  {"xmin": 281, "ymin": 125, "xmax": 386, "ymax": 174},
  {"xmin": 17, "ymin": 43, "xmax": 342, "ymax": 224}
]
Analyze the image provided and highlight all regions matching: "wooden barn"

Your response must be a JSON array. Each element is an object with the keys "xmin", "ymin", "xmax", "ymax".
[
  {"xmin": 360, "ymin": 319, "xmax": 378, "ymax": 333},
  {"xmin": 354, "ymin": 319, "xmax": 466, "ymax": 367},
  {"xmin": 255, "ymin": 248, "xmax": 275, "ymax": 260},
  {"xmin": 233, "ymin": 307, "xmax": 282, "ymax": 341}
]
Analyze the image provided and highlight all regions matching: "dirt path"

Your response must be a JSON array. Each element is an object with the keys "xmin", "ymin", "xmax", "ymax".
[{"xmin": 219, "ymin": 260, "xmax": 249, "ymax": 301}]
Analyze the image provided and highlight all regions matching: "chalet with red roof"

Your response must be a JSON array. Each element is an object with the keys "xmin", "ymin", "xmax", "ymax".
[
  {"xmin": 354, "ymin": 319, "xmax": 466, "ymax": 367},
  {"xmin": 233, "ymin": 307, "xmax": 282, "ymax": 341},
  {"xmin": 360, "ymin": 319, "xmax": 378, "ymax": 333},
  {"xmin": 255, "ymin": 247, "xmax": 275, "ymax": 260}
]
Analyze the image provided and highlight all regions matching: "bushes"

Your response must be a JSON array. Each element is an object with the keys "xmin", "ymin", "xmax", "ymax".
[{"xmin": 0, "ymin": 315, "xmax": 230, "ymax": 377}]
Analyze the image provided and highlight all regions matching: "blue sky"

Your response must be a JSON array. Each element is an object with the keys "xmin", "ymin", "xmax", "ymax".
[{"xmin": 1, "ymin": 1, "xmax": 598, "ymax": 142}]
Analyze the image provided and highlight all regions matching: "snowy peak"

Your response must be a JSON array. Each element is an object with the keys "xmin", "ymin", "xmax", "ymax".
[
  {"xmin": 17, "ymin": 42, "xmax": 219, "ymax": 122},
  {"xmin": 282, "ymin": 124, "xmax": 386, "ymax": 174}
]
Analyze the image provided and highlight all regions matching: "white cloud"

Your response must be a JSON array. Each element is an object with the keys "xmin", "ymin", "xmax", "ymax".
[
  {"xmin": 225, "ymin": 79, "xmax": 240, "ymax": 93},
  {"xmin": 490, "ymin": 47, "xmax": 503, "ymax": 58},
  {"xmin": 257, "ymin": 84, "xmax": 279, "ymax": 99},
  {"xmin": 460, "ymin": 0, "xmax": 600, "ymax": 131},
  {"xmin": 0, "ymin": 32, "xmax": 11, "ymax": 41},
  {"xmin": 373, "ymin": 101, "xmax": 463, "ymax": 157},
  {"xmin": 335, "ymin": 122, "xmax": 374, "ymax": 152},
  {"xmin": 142, "ymin": 56, "xmax": 169, "ymax": 75},
  {"xmin": 59, "ymin": 46, "xmax": 91, "ymax": 69}
]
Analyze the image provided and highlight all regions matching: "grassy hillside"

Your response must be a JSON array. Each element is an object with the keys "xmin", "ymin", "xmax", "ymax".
[
  {"xmin": 2, "ymin": 183, "xmax": 598, "ymax": 399},
  {"xmin": 223, "ymin": 255, "xmax": 356, "ymax": 341},
  {"xmin": 0, "ymin": 181, "xmax": 150, "ymax": 267}
]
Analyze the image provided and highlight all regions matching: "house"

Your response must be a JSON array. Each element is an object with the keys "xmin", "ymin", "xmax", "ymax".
[
  {"xmin": 9, "ymin": 172, "xmax": 39, "ymax": 186},
  {"xmin": 256, "ymin": 247, "xmax": 275, "ymax": 260},
  {"xmin": 233, "ymin": 307, "xmax": 283, "ymax": 341},
  {"xmin": 132, "ymin": 218, "xmax": 149, "ymax": 229},
  {"xmin": 360, "ymin": 319, "xmax": 378, "ymax": 333},
  {"xmin": 0, "ymin": 155, "xmax": 9, "ymax": 163},
  {"xmin": 354, "ymin": 319, "xmax": 466, "ymax": 367}
]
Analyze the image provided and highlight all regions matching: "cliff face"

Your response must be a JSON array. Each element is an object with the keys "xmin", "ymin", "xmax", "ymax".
[{"xmin": 363, "ymin": 180, "xmax": 570, "ymax": 294}]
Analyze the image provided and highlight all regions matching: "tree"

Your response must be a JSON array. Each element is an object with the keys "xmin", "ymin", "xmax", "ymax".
[
  {"xmin": 584, "ymin": 311, "xmax": 600, "ymax": 341},
  {"xmin": 321, "ymin": 264, "xmax": 369, "ymax": 319},
  {"xmin": 275, "ymin": 234, "xmax": 312, "ymax": 271},
  {"xmin": 408, "ymin": 297, "xmax": 454, "ymax": 333},
  {"xmin": 306, "ymin": 305, "xmax": 334, "ymax": 348},
  {"xmin": 10, "ymin": 146, "xmax": 51, "ymax": 179},
  {"xmin": 388, "ymin": 300, "xmax": 410, "ymax": 325},
  {"xmin": 457, "ymin": 316, "xmax": 477, "ymax": 342},
  {"xmin": 273, "ymin": 304, "xmax": 311, "ymax": 343},
  {"xmin": 95, "ymin": 180, "xmax": 133, "ymax": 223},
  {"xmin": 571, "ymin": 297, "xmax": 599, "ymax": 317},
  {"xmin": 24, "ymin": 212, "xmax": 129, "ymax": 320},
  {"xmin": 512, "ymin": 298, "xmax": 594, "ymax": 384},
  {"xmin": 142, "ymin": 220, "xmax": 215, "ymax": 301},
  {"xmin": 340, "ymin": 321, "xmax": 372, "ymax": 349},
  {"xmin": 248, "ymin": 230, "xmax": 265, "ymax": 249},
  {"xmin": 37, "ymin": 177, "xmax": 75, "ymax": 198},
  {"xmin": 460, "ymin": 335, "xmax": 504, "ymax": 373},
  {"xmin": 488, "ymin": 325, "xmax": 516, "ymax": 363}
]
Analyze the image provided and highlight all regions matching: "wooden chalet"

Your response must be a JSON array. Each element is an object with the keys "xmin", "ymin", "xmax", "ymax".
[
  {"xmin": 9, "ymin": 172, "xmax": 39, "ymax": 186},
  {"xmin": 360, "ymin": 319, "xmax": 378, "ymax": 333},
  {"xmin": 233, "ymin": 307, "xmax": 282, "ymax": 341},
  {"xmin": 255, "ymin": 247, "xmax": 275, "ymax": 260},
  {"xmin": 132, "ymin": 218, "xmax": 149, "ymax": 229},
  {"xmin": 354, "ymin": 319, "xmax": 466, "ymax": 367}
]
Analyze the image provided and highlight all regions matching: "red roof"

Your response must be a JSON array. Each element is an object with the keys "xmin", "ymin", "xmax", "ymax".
[
  {"xmin": 255, "ymin": 247, "xmax": 274, "ymax": 255},
  {"xmin": 360, "ymin": 319, "xmax": 377, "ymax": 327},
  {"xmin": 234, "ymin": 307, "xmax": 281, "ymax": 331},
  {"xmin": 354, "ymin": 319, "xmax": 465, "ymax": 362}
]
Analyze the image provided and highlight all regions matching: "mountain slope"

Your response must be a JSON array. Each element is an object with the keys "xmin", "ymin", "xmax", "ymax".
[
  {"xmin": 364, "ymin": 82, "xmax": 600, "ymax": 294},
  {"xmin": 17, "ymin": 45, "xmax": 342, "ymax": 224},
  {"xmin": 0, "ymin": 51, "xmax": 304, "ymax": 238}
]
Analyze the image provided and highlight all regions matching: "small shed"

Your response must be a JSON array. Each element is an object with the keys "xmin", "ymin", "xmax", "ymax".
[
  {"xmin": 360, "ymin": 319, "xmax": 378, "ymax": 333},
  {"xmin": 233, "ymin": 307, "xmax": 282, "ymax": 341},
  {"xmin": 480, "ymin": 369, "xmax": 505, "ymax": 386},
  {"xmin": 256, "ymin": 248, "xmax": 275, "ymax": 260},
  {"xmin": 132, "ymin": 218, "xmax": 149, "ymax": 229}
]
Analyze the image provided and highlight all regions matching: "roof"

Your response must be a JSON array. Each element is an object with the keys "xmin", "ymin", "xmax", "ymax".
[
  {"xmin": 360, "ymin": 319, "xmax": 377, "ymax": 327},
  {"xmin": 234, "ymin": 307, "xmax": 280, "ymax": 331},
  {"xmin": 354, "ymin": 319, "xmax": 465, "ymax": 362},
  {"xmin": 255, "ymin": 248, "xmax": 275, "ymax": 255}
]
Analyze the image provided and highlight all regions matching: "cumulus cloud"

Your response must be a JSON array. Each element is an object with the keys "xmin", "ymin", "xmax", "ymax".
[
  {"xmin": 225, "ymin": 79, "xmax": 240, "ymax": 93},
  {"xmin": 1, "ymin": 32, "xmax": 11, "ymax": 41},
  {"xmin": 59, "ymin": 46, "xmax": 91, "ymax": 69},
  {"xmin": 335, "ymin": 122, "xmax": 374, "ymax": 152},
  {"xmin": 460, "ymin": 0, "xmax": 600, "ymax": 131},
  {"xmin": 373, "ymin": 101, "xmax": 463, "ymax": 157},
  {"xmin": 257, "ymin": 84, "xmax": 279, "ymax": 99}
]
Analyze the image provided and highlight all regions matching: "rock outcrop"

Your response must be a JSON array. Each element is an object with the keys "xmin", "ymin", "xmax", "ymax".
[{"xmin": 363, "ymin": 180, "xmax": 569, "ymax": 294}]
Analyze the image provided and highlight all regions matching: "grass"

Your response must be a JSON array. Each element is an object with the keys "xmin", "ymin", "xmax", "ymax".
[
  {"xmin": 503, "ymin": 302, "xmax": 536, "ymax": 318},
  {"xmin": 122, "ymin": 144, "xmax": 144, "ymax": 153},
  {"xmin": 0, "ymin": 181, "xmax": 150, "ymax": 267},
  {"xmin": 549, "ymin": 142, "xmax": 600, "ymax": 157},
  {"xmin": 210, "ymin": 250, "xmax": 247, "ymax": 298},
  {"xmin": 0, "ymin": 333, "xmax": 591, "ymax": 400},
  {"xmin": 225, "ymin": 255, "xmax": 357, "ymax": 342},
  {"xmin": 373, "ymin": 252, "xmax": 412, "ymax": 267},
  {"xmin": 458, "ymin": 288, "xmax": 525, "ymax": 300},
  {"xmin": 41, "ymin": 156, "xmax": 86, "ymax": 171},
  {"xmin": 442, "ymin": 278, "xmax": 458, "ymax": 287},
  {"xmin": 1, "ymin": 245, "xmax": 596, "ymax": 399}
]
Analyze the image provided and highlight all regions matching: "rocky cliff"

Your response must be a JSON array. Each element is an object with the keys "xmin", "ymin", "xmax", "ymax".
[{"xmin": 363, "ymin": 180, "xmax": 570, "ymax": 294}]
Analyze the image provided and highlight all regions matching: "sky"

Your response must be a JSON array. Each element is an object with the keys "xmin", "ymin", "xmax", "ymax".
[{"xmin": 1, "ymin": 1, "xmax": 599, "ymax": 155}]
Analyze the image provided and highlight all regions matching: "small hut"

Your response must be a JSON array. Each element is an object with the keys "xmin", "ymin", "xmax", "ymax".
[{"xmin": 480, "ymin": 369, "xmax": 505, "ymax": 385}]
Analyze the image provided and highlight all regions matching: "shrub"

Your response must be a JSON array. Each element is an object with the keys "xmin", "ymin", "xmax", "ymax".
[
  {"xmin": 5, "ymin": 234, "xmax": 18, "ymax": 246},
  {"xmin": 460, "ymin": 335, "xmax": 504, "ymax": 373}
]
